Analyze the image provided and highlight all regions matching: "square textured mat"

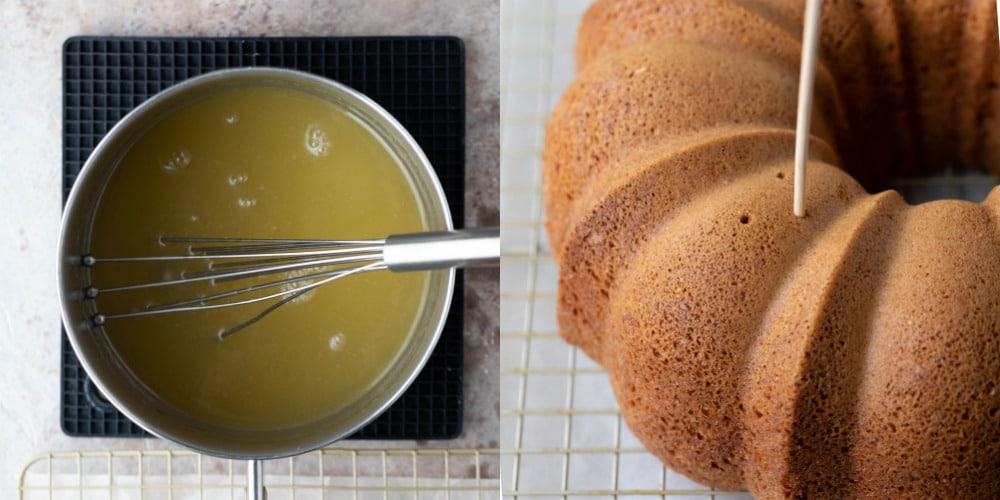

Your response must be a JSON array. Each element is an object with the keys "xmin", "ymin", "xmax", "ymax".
[{"xmin": 61, "ymin": 36, "xmax": 465, "ymax": 440}]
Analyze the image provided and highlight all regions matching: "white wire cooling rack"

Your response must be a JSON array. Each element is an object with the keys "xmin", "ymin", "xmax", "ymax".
[
  {"xmin": 498, "ymin": 1, "xmax": 998, "ymax": 499},
  {"xmin": 19, "ymin": 448, "xmax": 501, "ymax": 499}
]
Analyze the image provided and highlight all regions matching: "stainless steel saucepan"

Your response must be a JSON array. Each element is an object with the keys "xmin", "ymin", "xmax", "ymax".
[{"xmin": 58, "ymin": 68, "xmax": 458, "ymax": 498}]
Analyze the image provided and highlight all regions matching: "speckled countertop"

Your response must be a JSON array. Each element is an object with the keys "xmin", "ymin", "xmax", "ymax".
[{"xmin": 0, "ymin": 0, "xmax": 498, "ymax": 492}]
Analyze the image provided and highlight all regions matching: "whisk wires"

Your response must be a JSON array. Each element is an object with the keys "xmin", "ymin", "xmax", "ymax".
[
  {"xmin": 80, "ymin": 227, "xmax": 501, "ymax": 338},
  {"xmin": 83, "ymin": 236, "xmax": 390, "ymax": 337}
]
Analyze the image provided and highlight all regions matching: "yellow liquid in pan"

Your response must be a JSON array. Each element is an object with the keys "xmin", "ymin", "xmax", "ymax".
[{"xmin": 88, "ymin": 85, "xmax": 429, "ymax": 431}]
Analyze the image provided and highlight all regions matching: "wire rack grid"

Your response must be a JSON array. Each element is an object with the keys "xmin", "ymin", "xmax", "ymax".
[
  {"xmin": 19, "ymin": 448, "xmax": 501, "ymax": 500},
  {"xmin": 498, "ymin": 1, "xmax": 998, "ymax": 499}
]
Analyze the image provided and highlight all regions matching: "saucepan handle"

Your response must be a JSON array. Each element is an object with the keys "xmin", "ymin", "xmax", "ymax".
[
  {"xmin": 383, "ymin": 227, "xmax": 501, "ymax": 271},
  {"xmin": 249, "ymin": 459, "xmax": 266, "ymax": 500}
]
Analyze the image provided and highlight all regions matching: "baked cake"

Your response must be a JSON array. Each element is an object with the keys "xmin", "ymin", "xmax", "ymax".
[{"xmin": 542, "ymin": 0, "xmax": 1000, "ymax": 497}]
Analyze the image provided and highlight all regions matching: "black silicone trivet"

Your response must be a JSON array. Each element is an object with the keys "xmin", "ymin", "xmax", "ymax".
[{"xmin": 61, "ymin": 36, "xmax": 464, "ymax": 440}]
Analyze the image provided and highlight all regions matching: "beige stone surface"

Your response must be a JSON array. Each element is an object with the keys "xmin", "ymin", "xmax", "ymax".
[{"xmin": 0, "ymin": 0, "xmax": 498, "ymax": 492}]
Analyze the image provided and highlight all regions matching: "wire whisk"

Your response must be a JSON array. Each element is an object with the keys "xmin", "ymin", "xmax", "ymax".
[{"xmin": 81, "ymin": 227, "xmax": 499, "ymax": 338}]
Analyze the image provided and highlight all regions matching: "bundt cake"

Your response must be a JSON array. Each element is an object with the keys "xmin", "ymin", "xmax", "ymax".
[{"xmin": 542, "ymin": 0, "xmax": 1000, "ymax": 497}]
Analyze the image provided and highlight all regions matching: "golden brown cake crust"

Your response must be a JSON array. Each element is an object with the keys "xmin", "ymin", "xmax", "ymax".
[{"xmin": 543, "ymin": 0, "xmax": 1000, "ymax": 497}]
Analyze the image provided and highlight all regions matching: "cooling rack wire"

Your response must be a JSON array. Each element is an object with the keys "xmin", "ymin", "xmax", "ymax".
[
  {"xmin": 19, "ymin": 449, "xmax": 500, "ymax": 499},
  {"xmin": 499, "ymin": 1, "xmax": 997, "ymax": 499}
]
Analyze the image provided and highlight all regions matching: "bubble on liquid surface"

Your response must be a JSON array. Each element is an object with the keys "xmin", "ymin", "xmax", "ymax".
[
  {"xmin": 228, "ymin": 173, "xmax": 248, "ymax": 186},
  {"xmin": 280, "ymin": 269, "xmax": 316, "ymax": 304},
  {"xmin": 225, "ymin": 114, "xmax": 239, "ymax": 125},
  {"xmin": 162, "ymin": 149, "xmax": 191, "ymax": 172},
  {"xmin": 329, "ymin": 332, "xmax": 345, "ymax": 351},
  {"xmin": 305, "ymin": 124, "xmax": 330, "ymax": 157},
  {"xmin": 189, "ymin": 213, "xmax": 200, "ymax": 222},
  {"xmin": 237, "ymin": 197, "xmax": 256, "ymax": 208}
]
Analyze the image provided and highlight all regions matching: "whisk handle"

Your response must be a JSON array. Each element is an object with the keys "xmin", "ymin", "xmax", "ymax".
[{"xmin": 383, "ymin": 227, "xmax": 500, "ymax": 272}]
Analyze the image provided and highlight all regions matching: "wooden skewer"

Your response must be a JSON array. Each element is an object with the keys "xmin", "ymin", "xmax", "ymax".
[{"xmin": 793, "ymin": 0, "xmax": 824, "ymax": 218}]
